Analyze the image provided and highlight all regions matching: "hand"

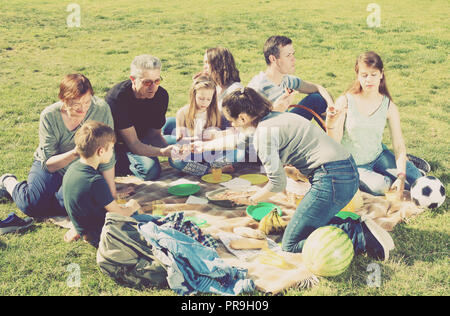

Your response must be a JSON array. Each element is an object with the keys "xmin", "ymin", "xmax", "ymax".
[
  {"xmin": 202, "ymin": 129, "xmax": 218, "ymax": 141},
  {"xmin": 273, "ymin": 88, "xmax": 297, "ymax": 112},
  {"xmin": 71, "ymin": 147, "xmax": 80, "ymax": 158},
  {"xmin": 160, "ymin": 145, "xmax": 174, "ymax": 157},
  {"xmin": 170, "ymin": 144, "xmax": 191, "ymax": 161},
  {"xmin": 326, "ymin": 104, "xmax": 343, "ymax": 122},
  {"xmin": 191, "ymin": 141, "xmax": 205, "ymax": 154},
  {"xmin": 284, "ymin": 165, "xmax": 308, "ymax": 182},
  {"xmin": 125, "ymin": 199, "xmax": 141, "ymax": 212},
  {"xmin": 390, "ymin": 177, "xmax": 405, "ymax": 200}
]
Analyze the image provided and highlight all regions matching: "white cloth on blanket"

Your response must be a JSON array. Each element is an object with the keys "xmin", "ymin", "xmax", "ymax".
[{"xmin": 218, "ymin": 232, "xmax": 281, "ymax": 260}]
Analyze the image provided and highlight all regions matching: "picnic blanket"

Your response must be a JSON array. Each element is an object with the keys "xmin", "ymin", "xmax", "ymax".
[{"xmin": 50, "ymin": 161, "xmax": 424, "ymax": 294}]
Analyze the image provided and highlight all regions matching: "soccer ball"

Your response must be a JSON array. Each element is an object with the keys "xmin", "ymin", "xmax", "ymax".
[{"xmin": 410, "ymin": 176, "xmax": 446, "ymax": 209}]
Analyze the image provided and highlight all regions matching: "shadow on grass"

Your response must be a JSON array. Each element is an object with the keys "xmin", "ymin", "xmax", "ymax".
[
  {"xmin": 0, "ymin": 239, "xmax": 6, "ymax": 250},
  {"xmin": 319, "ymin": 256, "xmax": 396, "ymax": 292},
  {"xmin": 428, "ymin": 160, "xmax": 446, "ymax": 173},
  {"xmin": 0, "ymin": 198, "xmax": 13, "ymax": 205},
  {"xmin": 302, "ymin": 222, "xmax": 449, "ymax": 292},
  {"xmin": 391, "ymin": 224, "xmax": 449, "ymax": 266}
]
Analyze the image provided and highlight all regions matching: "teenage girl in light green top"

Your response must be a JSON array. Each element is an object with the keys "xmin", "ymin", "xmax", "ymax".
[{"xmin": 326, "ymin": 51, "xmax": 422, "ymax": 198}]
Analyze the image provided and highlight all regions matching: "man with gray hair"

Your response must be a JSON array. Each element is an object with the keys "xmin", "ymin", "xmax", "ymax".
[{"xmin": 105, "ymin": 54, "xmax": 174, "ymax": 180}]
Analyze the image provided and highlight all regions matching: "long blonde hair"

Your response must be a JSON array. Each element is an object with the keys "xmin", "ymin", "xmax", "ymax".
[{"xmin": 185, "ymin": 76, "xmax": 221, "ymax": 135}]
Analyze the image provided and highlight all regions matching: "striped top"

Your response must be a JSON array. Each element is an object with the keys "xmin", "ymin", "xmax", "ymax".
[
  {"xmin": 247, "ymin": 71, "xmax": 302, "ymax": 102},
  {"xmin": 217, "ymin": 82, "xmax": 244, "ymax": 110}
]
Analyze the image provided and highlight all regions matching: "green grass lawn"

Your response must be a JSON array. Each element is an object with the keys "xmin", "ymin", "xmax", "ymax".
[{"xmin": 0, "ymin": 0, "xmax": 448, "ymax": 296}]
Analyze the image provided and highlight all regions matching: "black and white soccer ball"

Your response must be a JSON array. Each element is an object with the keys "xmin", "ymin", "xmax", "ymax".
[{"xmin": 410, "ymin": 176, "xmax": 446, "ymax": 209}]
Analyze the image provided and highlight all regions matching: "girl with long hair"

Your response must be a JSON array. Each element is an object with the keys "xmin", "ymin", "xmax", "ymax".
[
  {"xmin": 203, "ymin": 47, "xmax": 244, "ymax": 110},
  {"xmin": 326, "ymin": 51, "xmax": 423, "ymax": 198},
  {"xmin": 169, "ymin": 75, "xmax": 239, "ymax": 176},
  {"xmin": 192, "ymin": 87, "xmax": 395, "ymax": 260}
]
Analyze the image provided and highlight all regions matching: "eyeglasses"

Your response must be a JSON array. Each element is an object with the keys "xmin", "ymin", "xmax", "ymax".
[
  {"xmin": 139, "ymin": 76, "xmax": 163, "ymax": 87},
  {"xmin": 65, "ymin": 96, "xmax": 92, "ymax": 109}
]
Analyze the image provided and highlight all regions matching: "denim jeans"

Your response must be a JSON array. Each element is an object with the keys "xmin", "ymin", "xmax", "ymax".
[
  {"xmin": 169, "ymin": 149, "xmax": 246, "ymax": 176},
  {"xmin": 282, "ymin": 157, "xmax": 366, "ymax": 254},
  {"xmin": 358, "ymin": 145, "xmax": 423, "ymax": 196},
  {"xmin": 12, "ymin": 160, "xmax": 66, "ymax": 218},
  {"xmin": 116, "ymin": 119, "xmax": 177, "ymax": 181},
  {"xmin": 161, "ymin": 116, "xmax": 177, "ymax": 145},
  {"xmin": 288, "ymin": 93, "xmax": 328, "ymax": 126},
  {"xmin": 138, "ymin": 220, "xmax": 254, "ymax": 295},
  {"xmin": 126, "ymin": 152, "xmax": 162, "ymax": 181}
]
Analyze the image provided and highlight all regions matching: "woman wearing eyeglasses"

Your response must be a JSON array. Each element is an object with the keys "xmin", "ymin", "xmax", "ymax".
[{"xmin": 0, "ymin": 74, "xmax": 117, "ymax": 218}]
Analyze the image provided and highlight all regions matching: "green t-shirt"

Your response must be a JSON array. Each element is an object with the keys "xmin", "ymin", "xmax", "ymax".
[
  {"xmin": 63, "ymin": 160, "xmax": 114, "ymax": 243},
  {"xmin": 34, "ymin": 96, "xmax": 115, "ymax": 176}
]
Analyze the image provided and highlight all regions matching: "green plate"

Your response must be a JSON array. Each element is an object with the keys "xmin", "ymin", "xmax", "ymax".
[
  {"xmin": 246, "ymin": 202, "xmax": 282, "ymax": 221},
  {"xmin": 238, "ymin": 174, "xmax": 269, "ymax": 185},
  {"xmin": 335, "ymin": 211, "xmax": 360, "ymax": 221},
  {"xmin": 167, "ymin": 184, "xmax": 201, "ymax": 196},
  {"xmin": 201, "ymin": 173, "xmax": 233, "ymax": 184}
]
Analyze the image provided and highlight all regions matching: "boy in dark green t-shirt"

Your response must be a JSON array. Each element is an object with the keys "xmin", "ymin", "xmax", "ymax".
[{"xmin": 63, "ymin": 121, "xmax": 140, "ymax": 246}]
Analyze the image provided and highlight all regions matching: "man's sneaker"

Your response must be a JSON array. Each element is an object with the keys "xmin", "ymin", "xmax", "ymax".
[
  {"xmin": 361, "ymin": 217, "xmax": 395, "ymax": 261},
  {"xmin": 0, "ymin": 213, "xmax": 34, "ymax": 235},
  {"xmin": 0, "ymin": 174, "xmax": 17, "ymax": 199}
]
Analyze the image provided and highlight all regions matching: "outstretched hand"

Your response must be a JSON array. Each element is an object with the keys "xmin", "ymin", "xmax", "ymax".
[
  {"xmin": 326, "ymin": 105, "xmax": 343, "ymax": 122},
  {"xmin": 190, "ymin": 140, "xmax": 205, "ymax": 154},
  {"xmin": 169, "ymin": 144, "xmax": 192, "ymax": 160}
]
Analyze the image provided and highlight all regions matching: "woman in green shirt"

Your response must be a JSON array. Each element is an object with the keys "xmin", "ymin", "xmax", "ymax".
[{"xmin": 0, "ymin": 74, "xmax": 116, "ymax": 218}]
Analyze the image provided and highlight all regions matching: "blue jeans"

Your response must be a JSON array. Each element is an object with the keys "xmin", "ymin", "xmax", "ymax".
[
  {"xmin": 288, "ymin": 93, "xmax": 327, "ymax": 127},
  {"xmin": 116, "ymin": 119, "xmax": 177, "ymax": 181},
  {"xmin": 138, "ymin": 220, "xmax": 254, "ymax": 295},
  {"xmin": 161, "ymin": 116, "xmax": 177, "ymax": 145},
  {"xmin": 126, "ymin": 152, "xmax": 162, "ymax": 181},
  {"xmin": 282, "ymin": 157, "xmax": 366, "ymax": 254},
  {"xmin": 12, "ymin": 160, "xmax": 66, "ymax": 218},
  {"xmin": 358, "ymin": 145, "xmax": 423, "ymax": 196},
  {"xmin": 169, "ymin": 149, "xmax": 246, "ymax": 176}
]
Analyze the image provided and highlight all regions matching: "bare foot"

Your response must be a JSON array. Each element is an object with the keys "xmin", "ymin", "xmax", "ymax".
[{"xmin": 64, "ymin": 227, "xmax": 81, "ymax": 243}]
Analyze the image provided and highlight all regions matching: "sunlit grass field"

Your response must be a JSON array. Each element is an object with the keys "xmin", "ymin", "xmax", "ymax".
[{"xmin": 0, "ymin": 0, "xmax": 448, "ymax": 296}]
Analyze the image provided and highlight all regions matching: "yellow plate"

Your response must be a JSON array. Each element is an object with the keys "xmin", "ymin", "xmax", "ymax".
[
  {"xmin": 201, "ymin": 173, "xmax": 233, "ymax": 184},
  {"xmin": 239, "ymin": 174, "xmax": 268, "ymax": 185}
]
